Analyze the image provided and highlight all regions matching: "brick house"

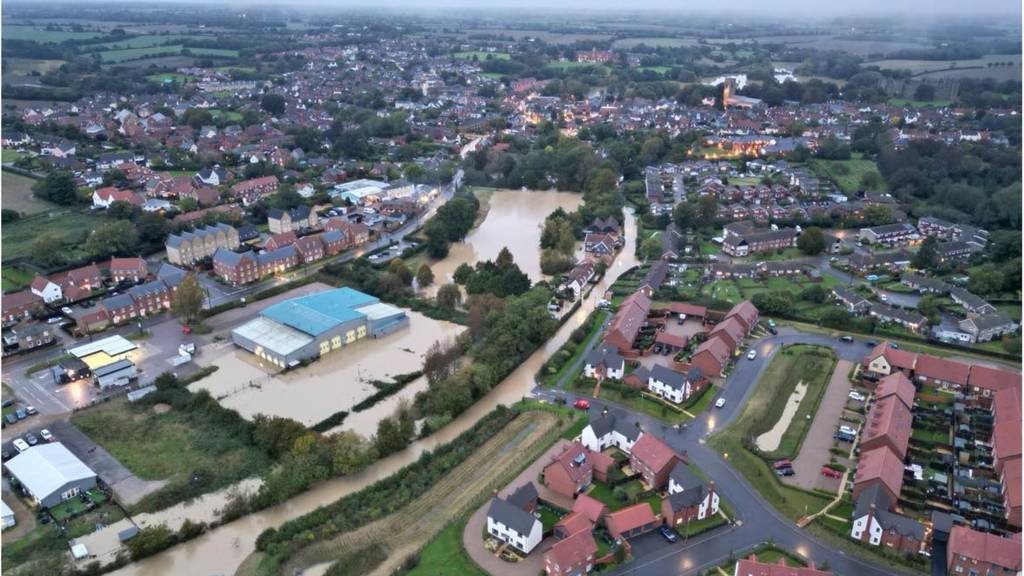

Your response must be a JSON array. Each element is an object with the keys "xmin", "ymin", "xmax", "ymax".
[
  {"xmin": 662, "ymin": 462, "xmax": 719, "ymax": 528},
  {"xmin": 603, "ymin": 291, "xmax": 651, "ymax": 353},
  {"xmin": 265, "ymin": 231, "xmax": 298, "ymax": 251},
  {"xmin": 319, "ymin": 230, "xmax": 348, "ymax": 255},
  {"xmin": 268, "ymin": 205, "xmax": 319, "ymax": 234},
  {"xmin": 544, "ymin": 528, "xmax": 598, "ymax": 576},
  {"xmin": 947, "ymin": 526, "xmax": 1021, "ymax": 576},
  {"xmin": 230, "ymin": 175, "xmax": 279, "ymax": 205},
  {"xmin": 64, "ymin": 264, "xmax": 103, "ymax": 291},
  {"xmin": 2, "ymin": 291, "xmax": 43, "ymax": 324},
  {"xmin": 213, "ymin": 249, "xmax": 259, "ymax": 286},
  {"xmin": 294, "ymin": 235, "xmax": 325, "ymax": 263},
  {"xmin": 127, "ymin": 280, "xmax": 173, "ymax": 317},
  {"xmin": 543, "ymin": 442, "xmax": 612, "ymax": 499},
  {"xmin": 850, "ymin": 484, "xmax": 925, "ymax": 555},
  {"xmin": 99, "ymin": 293, "xmax": 139, "ymax": 324},
  {"xmin": 628, "ymin": 434, "xmax": 684, "ymax": 489},
  {"xmin": 689, "ymin": 337, "xmax": 731, "ymax": 378},
  {"xmin": 604, "ymin": 504, "xmax": 659, "ymax": 542},
  {"xmin": 108, "ymin": 257, "xmax": 149, "ymax": 283}
]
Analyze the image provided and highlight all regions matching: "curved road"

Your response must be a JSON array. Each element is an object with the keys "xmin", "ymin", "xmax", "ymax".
[{"xmin": 532, "ymin": 327, "xmax": 919, "ymax": 576}]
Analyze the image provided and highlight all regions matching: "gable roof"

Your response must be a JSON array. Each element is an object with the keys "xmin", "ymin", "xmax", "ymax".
[
  {"xmin": 854, "ymin": 446, "xmax": 904, "ymax": 499},
  {"xmin": 586, "ymin": 410, "xmax": 641, "ymax": 442},
  {"xmin": 874, "ymin": 373, "xmax": 915, "ymax": 409},
  {"xmin": 948, "ymin": 526, "xmax": 1022, "ymax": 570},
  {"xmin": 605, "ymin": 503, "xmax": 657, "ymax": 538},
  {"xmin": 629, "ymin": 434, "xmax": 681, "ymax": 473},
  {"xmin": 865, "ymin": 342, "xmax": 917, "ymax": 372},
  {"xmin": 724, "ymin": 300, "xmax": 758, "ymax": 331},
  {"xmin": 5, "ymin": 443, "xmax": 95, "ymax": 501},
  {"xmin": 914, "ymin": 354, "xmax": 970, "ymax": 386},
  {"xmin": 545, "ymin": 442, "xmax": 594, "ymax": 484},
  {"xmin": 507, "ymin": 482, "xmax": 538, "ymax": 510},
  {"xmin": 862, "ymin": 395, "xmax": 913, "ymax": 459},
  {"xmin": 709, "ymin": 316, "xmax": 747, "ymax": 344},
  {"xmin": 487, "ymin": 496, "xmax": 538, "ymax": 536},
  {"xmin": 694, "ymin": 336, "xmax": 732, "ymax": 366},
  {"xmin": 571, "ymin": 493, "xmax": 607, "ymax": 523},
  {"xmin": 735, "ymin": 556, "xmax": 833, "ymax": 576},
  {"xmin": 546, "ymin": 526, "xmax": 598, "ymax": 569}
]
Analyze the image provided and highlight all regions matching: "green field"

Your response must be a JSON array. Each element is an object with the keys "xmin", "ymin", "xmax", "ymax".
[
  {"xmin": 146, "ymin": 72, "xmax": 196, "ymax": 84},
  {"xmin": 809, "ymin": 157, "xmax": 886, "ymax": 193},
  {"xmin": 636, "ymin": 66, "xmax": 671, "ymax": 74},
  {"xmin": 887, "ymin": 98, "xmax": 953, "ymax": 108},
  {"xmin": 709, "ymin": 345, "xmax": 836, "ymax": 522},
  {"xmin": 2, "ymin": 266, "xmax": 35, "ymax": 292},
  {"xmin": 91, "ymin": 34, "xmax": 191, "ymax": 51},
  {"xmin": 99, "ymin": 45, "xmax": 238, "ymax": 63},
  {"xmin": 209, "ymin": 109, "xmax": 243, "ymax": 122},
  {"xmin": 2, "ymin": 25, "xmax": 106, "ymax": 43},
  {"xmin": 1, "ymin": 209, "xmax": 104, "ymax": 261},
  {"xmin": 2, "ymin": 171, "xmax": 55, "ymax": 215},
  {"xmin": 612, "ymin": 36, "xmax": 701, "ymax": 49},
  {"xmin": 451, "ymin": 50, "xmax": 510, "ymax": 60},
  {"xmin": 406, "ymin": 522, "xmax": 487, "ymax": 576},
  {"xmin": 545, "ymin": 60, "xmax": 609, "ymax": 71},
  {"xmin": 2, "ymin": 149, "xmax": 25, "ymax": 163}
]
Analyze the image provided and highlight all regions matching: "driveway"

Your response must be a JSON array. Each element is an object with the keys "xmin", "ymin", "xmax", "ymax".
[
  {"xmin": 785, "ymin": 360, "xmax": 854, "ymax": 490},
  {"xmin": 463, "ymin": 439, "xmax": 576, "ymax": 576},
  {"xmin": 2, "ymin": 478, "xmax": 37, "ymax": 540},
  {"xmin": 47, "ymin": 420, "xmax": 166, "ymax": 506}
]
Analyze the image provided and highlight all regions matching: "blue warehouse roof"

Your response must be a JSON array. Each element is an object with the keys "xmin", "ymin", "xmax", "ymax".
[{"xmin": 261, "ymin": 287, "xmax": 380, "ymax": 336}]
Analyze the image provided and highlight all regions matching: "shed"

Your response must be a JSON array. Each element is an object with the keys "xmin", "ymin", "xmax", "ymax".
[{"xmin": 93, "ymin": 359, "xmax": 137, "ymax": 389}]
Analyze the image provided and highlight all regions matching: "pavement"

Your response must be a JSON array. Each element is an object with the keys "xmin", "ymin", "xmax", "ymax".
[
  {"xmin": 785, "ymin": 359, "xmax": 855, "ymax": 490},
  {"xmin": 532, "ymin": 326, "xmax": 922, "ymax": 576},
  {"xmin": 2, "ymin": 478, "xmax": 37, "ymax": 540}
]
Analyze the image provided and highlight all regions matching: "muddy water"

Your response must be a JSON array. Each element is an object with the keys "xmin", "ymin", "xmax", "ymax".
[
  {"xmin": 429, "ymin": 189, "xmax": 583, "ymax": 288},
  {"xmin": 112, "ymin": 208, "xmax": 638, "ymax": 576},
  {"xmin": 189, "ymin": 312, "xmax": 464, "ymax": 426}
]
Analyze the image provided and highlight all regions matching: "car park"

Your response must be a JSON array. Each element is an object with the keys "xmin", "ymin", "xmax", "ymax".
[
  {"xmin": 747, "ymin": 349, "xmax": 757, "ymax": 360},
  {"xmin": 659, "ymin": 526, "xmax": 679, "ymax": 543},
  {"xmin": 12, "ymin": 439, "xmax": 29, "ymax": 453},
  {"xmin": 715, "ymin": 397, "xmax": 727, "ymax": 409}
]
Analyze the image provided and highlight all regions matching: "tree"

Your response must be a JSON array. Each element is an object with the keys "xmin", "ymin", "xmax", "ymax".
[
  {"xmin": 425, "ymin": 233, "xmax": 448, "ymax": 259},
  {"xmin": 796, "ymin": 227, "xmax": 826, "ymax": 255},
  {"xmin": 912, "ymin": 236, "xmax": 939, "ymax": 270},
  {"xmin": 914, "ymin": 83, "xmax": 936, "ymax": 102},
  {"xmin": 84, "ymin": 220, "xmax": 138, "ymax": 258},
  {"xmin": 672, "ymin": 201, "xmax": 696, "ymax": 231},
  {"xmin": 436, "ymin": 283, "xmax": 462, "ymax": 309},
  {"xmin": 172, "ymin": 274, "xmax": 205, "ymax": 324},
  {"xmin": 415, "ymin": 263, "xmax": 434, "ymax": 288},
  {"xmin": 453, "ymin": 263, "xmax": 474, "ymax": 284},
  {"xmin": 126, "ymin": 524, "xmax": 176, "ymax": 561},
  {"xmin": 860, "ymin": 171, "xmax": 882, "ymax": 190},
  {"xmin": 496, "ymin": 246, "xmax": 514, "ymax": 268},
  {"xmin": 329, "ymin": 430, "xmax": 374, "ymax": 475},
  {"xmin": 917, "ymin": 294, "xmax": 942, "ymax": 324},
  {"xmin": 968, "ymin": 263, "xmax": 1004, "ymax": 296},
  {"xmin": 641, "ymin": 234, "xmax": 662, "ymax": 260},
  {"xmin": 388, "ymin": 259, "xmax": 413, "ymax": 285},
  {"xmin": 260, "ymin": 93, "xmax": 286, "ymax": 116},
  {"xmin": 33, "ymin": 171, "xmax": 78, "ymax": 205},
  {"xmin": 31, "ymin": 233, "xmax": 66, "ymax": 268},
  {"xmin": 696, "ymin": 196, "xmax": 717, "ymax": 228}
]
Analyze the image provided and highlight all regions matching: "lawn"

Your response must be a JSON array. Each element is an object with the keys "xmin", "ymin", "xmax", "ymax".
[
  {"xmin": 407, "ymin": 522, "xmax": 487, "ymax": 576},
  {"xmin": 2, "ymin": 149, "xmax": 25, "ymax": 163},
  {"xmin": 582, "ymin": 379, "xmax": 691, "ymax": 425},
  {"xmin": 70, "ymin": 397, "xmax": 271, "ymax": 512},
  {"xmin": 146, "ymin": 72, "xmax": 196, "ymax": 84},
  {"xmin": 99, "ymin": 44, "xmax": 187, "ymax": 62},
  {"xmin": 887, "ymin": 98, "xmax": 953, "ymax": 108},
  {"xmin": 545, "ymin": 61, "xmax": 609, "ymax": 72},
  {"xmin": 209, "ymin": 109, "xmax": 244, "ymax": 122},
  {"xmin": 753, "ymin": 345, "xmax": 837, "ymax": 460},
  {"xmin": 2, "ymin": 171, "xmax": 55, "ymax": 215},
  {"xmin": 1, "ymin": 209, "xmax": 104, "ymax": 261},
  {"xmin": 709, "ymin": 345, "xmax": 837, "ymax": 522},
  {"xmin": 704, "ymin": 280, "xmax": 743, "ymax": 305},
  {"xmin": 2, "ymin": 265, "xmax": 35, "ymax": 292},
  {"xmin": 808, "ymin": 157, "xmax": 886, "ymax": 193},
  {"xmin": 637, "ymin": 66, "xmax": 671, "ymax": 74},
  {"xmin": 451, "ymin": 50, "xmax": 510, "ymax": 60},
  {"xmin": 586, "ymin": 480, "xmax": 659, "ymax": 513}
]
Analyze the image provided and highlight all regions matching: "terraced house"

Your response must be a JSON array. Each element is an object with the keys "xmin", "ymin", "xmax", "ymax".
[{"xmin": 166, "ymin": 223, "xmax": 241, "ymax": 266}]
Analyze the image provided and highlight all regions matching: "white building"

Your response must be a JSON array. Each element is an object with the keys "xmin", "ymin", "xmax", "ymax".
[
  {"xmin": 486, "ymin": 497, "xmax": 543, "ymax": 554},
  {"xmin": 580, "ymin": 410, "xmax": 642, "ymax": 454}
]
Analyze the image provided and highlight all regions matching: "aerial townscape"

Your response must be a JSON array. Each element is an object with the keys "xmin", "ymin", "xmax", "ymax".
[{"xmin": 0, "ymin": 1, "xmax": 1022, "ymax": 576}]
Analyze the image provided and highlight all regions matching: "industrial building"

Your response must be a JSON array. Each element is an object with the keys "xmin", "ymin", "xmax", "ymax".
[
  {"xmin": 230, "ymin": 287, "xmax": 409, "ymax": 368},
  {"xmin": 4, "ymin": 443, "xmax": 97, "ymax": 508}
]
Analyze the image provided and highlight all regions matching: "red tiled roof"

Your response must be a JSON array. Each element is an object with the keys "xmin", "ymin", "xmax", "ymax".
[
  {"xmin": 30, "ymin": 276, "xmax": 53, "ymax": 292},
  {"xmin": 546, "ymin": 442, "xmax": 594, "ymax": 484},
  {"xmin": 655, "ymin": 331, "xmax": 688, "ymax": 348},
  {"xmin": 546, "ymin": 526, "xmax": 598, "ymax": 568},
  {"xmin": 695, "ymin": 335, "xmax": 732, "ymax": 364},
  {"xmin": 735, "ymin": 555, "xmax": 833, "ymax": 576},
  {"xmin": 668, "ymin": 302, "xmax": 707, "ymax": 318},
  {"xmin": 993, "ymin": 386, "xmax": 1022, "ymax": 469},
  {"xmin": 2, "ymin": 290, "xmax": 42, "ymax": 312},
  {"xmin": 571, "ymin": 494, "xmax": 607, "ymax": 524},
  {"xmin": 948, "ymin": 526, "xmax": 1022, "ymax": 571},
  {"xmin": 855, "ymin": 446, "xmax": 904, "ymax": 500},
  {"xmin": 605, "ymin": 291, "xmax": 651, "ymax": 350},
  {"xmin": 915, "ymin": 355, "xmax": 970, "ymax": 386},
  {"xmin": 724, "ymin": 300, "xmax": 758, "ymax": 331},
  {"xmin": 604, "ymin": 503, "xmax": 656, "ymax": 539},
  {"xmin": 875, "ymin": 372, "xmax": 915, "ymax": 409},
  {"xmin": 553, "ymin": 511, "xmax": 593, "ymax": 536},
  {"xmin": 967, "ymin": 365, "xmax": 1022, "ymax": 393},
  {"xmin": 862, "ymin": 395, "xmax": 913, "ymax": 459},
  {"xmin": 1001, "ymin": 463, "xmax": 1021, "ymax": 513},
  {"xmin": 709, "ymin": 316, "xmax": 746, "ymax": 345},
  {"xmin": 231, "ymin": 174, "xmax": 278, "ymax": 193},
  {"xmin": 630, "ymin": 434, "xmax": 681, "ymax": 474},
  {"xmin": 66, "ymin": 264, "xmax": 102, "ymax": 284}
]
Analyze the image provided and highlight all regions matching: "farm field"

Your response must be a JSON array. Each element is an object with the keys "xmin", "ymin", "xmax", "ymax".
[
  {"xmin": 100, "ymin": 55, "xmax": 197, "ymax": 69},
  {"xmin": 89, "ymin": 34, "xmax": 191, "ymax": 51},
  {"xmin": 462, "ymin": 28, "xmax": 613, "ymax": 44},
  {"xmin": 99, "ymin": 45, "xmax": 238, "ymax": 63},
  {"xmin": 2, "ymin": 150, "xmax": 26, "ymax": 163},
  {"xmin": 546, "ymin": 60, "xmax": 609, "ymax": 71},
  {"xmin": 887, "ymin": 98, "xmax": 954, "ymax": 108},
  {"xmin": 1, "ymin": 171, "xmax": 54, "ymax": 215},
  {"xmin": 2, "ymin": 58, "xmax": 67, "ymax": 83},
  {"xmin": 636, "ymin": 66, "xmax": 672, "ymax": 74},
  {"xmin": 146, "ymin": 72, "xmax": 196, "ymax": 84},
  {"xmin": 451, "ymin": 50, "xmax": 510, "ymax": 60},
  {"xmin": 612, "ymin": 36, "xmax": 701, "ymax": 49},
  {"xmin": 1, "ymin": 209, "xmax": 104, "ymax": 261},
  {"xmin": 1, "ymin": 25, "xmax": 107, "ymax": 42},
  {"xmin": 867, "ymin": 54, "xmax": 1021, "ymax": 77}
]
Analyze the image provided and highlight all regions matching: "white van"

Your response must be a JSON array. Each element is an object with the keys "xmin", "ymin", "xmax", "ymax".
[{"xmin": 12, "ymin": 439, "xmax": 29, "ymax": 453}]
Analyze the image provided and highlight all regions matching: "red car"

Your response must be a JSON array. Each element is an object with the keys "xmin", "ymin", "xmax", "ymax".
[
  {"xmin": 181, "ymin": 325, "xmax": 192, "ymax": 335},
  {"xmin": 772, "ymin": 459, "xmax": 793, "ymax": 470},
  {"xmin": 573, "ymin": 399, "xmax": 591, "ymax": 410},
  {"xmin": 820, "ymin": 467, "xmax": 842, "ymax": 479}
]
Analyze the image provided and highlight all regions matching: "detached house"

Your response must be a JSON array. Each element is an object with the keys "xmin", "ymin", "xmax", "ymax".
[
  {"xmin": 580, "ymin": 410, "xmax": 642, "ymax": 454},
  {"xmin": 583, "ymin": 346, "xmax": 625, "ymax": 380},
  {"xmin": 486, "ymin": 495, "xmax": 543, "ymax": 555},
  {"xmin": 959, "ymin": 314, "xmax": 1018, "ymax": 343},
  {"xmin": 108, "ymin": 257, "xmax": 149, "ymax": 283},
  {"xmin": 628, "ymin": 434, "xmax": 684, "ymax": 489},
  {"xmin": 662, "ymin": 462, "xmax": 719, "ymax": 527},
  {"xmin": 545, "ymin": 527, "xmax": 598, "ymax": 576},
  {"xmin": 542, "ymin": 442, "xmax": 613, "ymax": 499},
  {"xmin": 30, "ymin": 276, "xmax": 63, "ymax": 304},
  {"xmin": 647, "ymin": 364, "xmax": 702, "ymax": 404}
]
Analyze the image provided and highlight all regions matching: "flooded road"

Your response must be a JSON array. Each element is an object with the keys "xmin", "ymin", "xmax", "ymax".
[
  {"xmin": 190, "ymin": 312, "xmax": 464, "ymax": 426},
  {"xmin": 112, "ymin": 208, "xmax": 638, "ymax": 576},
  {"xmin": 429, "ymin": 189, "xmax": 582, "ymax": 287}
]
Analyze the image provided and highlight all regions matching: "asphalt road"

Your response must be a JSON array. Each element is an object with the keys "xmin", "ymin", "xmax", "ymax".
[{"xmin": 532, "ymin": 326, "xmax": 919, "ymax": 576}]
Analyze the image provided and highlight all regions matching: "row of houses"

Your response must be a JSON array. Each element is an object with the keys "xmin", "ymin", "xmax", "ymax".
[
  {"xmin": 78, "ymin": 266, "xmax": 188, "ymax": 332},
  {"xmin": 688, "ymin": 300, "xmax": 759, "ymax": 378}
]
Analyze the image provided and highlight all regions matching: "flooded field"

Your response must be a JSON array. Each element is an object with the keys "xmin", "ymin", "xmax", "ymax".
[
  {"xmin": 111, "ymin": 209, "xmax": 637, "ymax": 576},
  {"xmin": 190, "ymin": 311, "xmax": 464, "ymax": 426},
  {"xmin": 429, "ymin": 189, "xmax": 582, "ymax": 287}
]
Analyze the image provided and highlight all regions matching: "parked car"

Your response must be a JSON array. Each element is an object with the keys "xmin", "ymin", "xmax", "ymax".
[
  {"xmin": 865, "ymin": 275, "xmax": 880, "ymax": 282},
  {"xmin": 834, "ymin": 432, "xmax": 855, "ymax": 442},
  {"xmin": 14, "ymin": 409, "xmax": 26, "ymax": 420},
  {"xmin": 181, "ymin": 325, "xmax": 192, "ymax": 335},
  {"xmin": 1, "ymin": 399, "xmax": 13, "ymax": 409},
  {"xmin": 889, "ymin": 342, "xmax": 900, "ymax": 349},
  {"xmin": 715, "ymin": 398, "xmax": 727, "ymax": 409},
  {"xmin": 4, "ymin": 414, "xmax": 16, "ymax": 426},
  {"xmin": 840, "ymin": 336, "xmax": 854, "ymax": 343},
  {"xmin": 773, "ymin": 459, "xmax": 793, "ymax": 470},
  {"xmin": 776, "ymin": 467, "xmax": 795, "ymax": 477},
  {"xmin": 1, "ymin": 449, "xmax": 10, "ymax": 461},
  {"xmin": 24, "ymin": 433, "xmax": 38, "ymax": 446},
  {"xmin": 25, "ymin": 406, "xmax": 36, "ymax": 416},
  {"xmin": 848, "ymin": 391, "xmax": 866, "ymax": 402},
  {"xmin": 839, "ymin": 425, "xmax": 857, "ymax": 436},
  {"xmin": 767, "ymin": 325, "xmax": 777, "ymax": 335},
  {"xmin": 12, "ymin": 439, "xmax": 29, "ymax": 453},
  {"xmin": 46, "ymin": 317, "xmax": 63, "ymax": 324},
  {"xmin": 747, "ymin": 349, "xmax": 757, "ymax": 360},
  {"xmin": 61, "ymin": 306, "xmax": 74, "ymax": 315},
  {"xmin": 821, "ymin": 467, "xmax": 842, "ymax": 479},
  {"xmin": 865, "ymin": 340, "xmax": 878, "ymax": 347},
  {"xmin": 573, "ymin": 399, "xmax": 590, "ymax": 410},
  {"xmin": 880, "ymin": 294, "xmax": 888, "ymax": 303},
  {"xmin": 659, "ymin": 526, "xmax": 679, "ymax": 543},
  {"xmin": 40, "ymin": 429, "xmax": 54, "ymax": 443}
]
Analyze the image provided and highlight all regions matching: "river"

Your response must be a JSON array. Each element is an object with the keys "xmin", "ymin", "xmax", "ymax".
[{"xmin": 111, "ymin": 208, "xmax": 639, "ymax": 576}]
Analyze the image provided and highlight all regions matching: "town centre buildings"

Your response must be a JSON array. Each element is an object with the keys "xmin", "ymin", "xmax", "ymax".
[{"xmin": 230, "ymin": 287, "xmax": 409, "ymax": 368}]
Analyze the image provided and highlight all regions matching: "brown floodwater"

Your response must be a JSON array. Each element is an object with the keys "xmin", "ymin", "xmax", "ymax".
[
  {"xmin": 189, "ymin": 312, "xmax": 465, "ymax": 426},
  {"xmin": 428, "ymin": 189, "xmax": 583, "ymax": 290},
  {"xmin": 111, "ymin": 208, "xmax": 639, "ymax": 576}
]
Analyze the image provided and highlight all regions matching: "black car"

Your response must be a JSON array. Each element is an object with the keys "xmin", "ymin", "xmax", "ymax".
[
  {"xmin": 659, "ymin": 526, "xmax": 679, "ymax": 543},
  {"xmin": 25, "ymin": 433, "xmax": 38, "ymax": 446},
  {"xmin": 776, "ymin": 467, "xmax": 795, "ymax": 477},
  {"xmin": 1, "ymin": 449, "xmax": 11, "ymax": 461}
]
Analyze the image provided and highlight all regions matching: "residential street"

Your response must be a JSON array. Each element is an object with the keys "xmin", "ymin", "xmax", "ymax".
[{"xmin": 531, "ymin": 326, "xmax": 922, "ymax": 576}]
